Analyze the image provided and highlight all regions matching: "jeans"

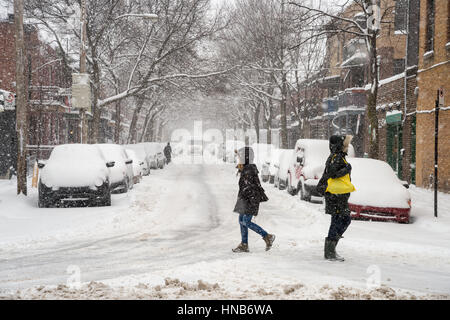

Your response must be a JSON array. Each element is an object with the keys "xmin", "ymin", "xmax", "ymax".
[
  {"xmin": 239, "ymin": 214, "xmax": 268, "ymax": 244},
  {"xmin": 327, "ymin": 213, "xmax": 351, "ymax": 241}
]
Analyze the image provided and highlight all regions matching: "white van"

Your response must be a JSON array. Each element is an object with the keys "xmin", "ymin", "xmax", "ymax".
[{"xmin": 286, "ymin": 139, "xmax": 355, "ymax": 201}]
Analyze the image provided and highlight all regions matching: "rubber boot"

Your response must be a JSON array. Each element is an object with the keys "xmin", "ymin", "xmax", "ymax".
[
  {"xmin": 335, "ymin": 237, "xmax": 345, "ymax": 261},
  {"xmin": 324, "ymin": 238, "xmax": 344, "ymax": 261},
  {"xmin": 232, "ymin": 243, "xmax": 249, "ymax": 253},
  {"xmin": 263, "ymin": 234, "xmax": 276, "ymax": 251},
  {"xmin": 324, "ymin": 237, "xmax": 334, "ymax": 260}
]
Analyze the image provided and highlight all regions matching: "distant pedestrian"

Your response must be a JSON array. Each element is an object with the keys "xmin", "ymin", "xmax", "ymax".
[
  {"xmin": 317, "ymin": 135, "xmax": 355, "ymax": 261},
  {"xmin": 232, "ymin": 147, "xmax": 275, "ymax": 253},
  {"xmin": 164, "ymin": 142, "xmax": 172, "ymax": 164}
]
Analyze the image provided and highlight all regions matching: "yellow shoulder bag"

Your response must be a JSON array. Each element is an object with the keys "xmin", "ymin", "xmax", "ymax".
[{"xmin": 325, "ymin": 157, "xmax": 356, "ymax": 194}]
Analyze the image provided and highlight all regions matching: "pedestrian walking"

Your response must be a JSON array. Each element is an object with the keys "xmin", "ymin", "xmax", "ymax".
[
  {"xmin": 164, "ymin": 142, "xmax": 172, "ymax": 164},
  {"xmin": 317, "ymin": 135, "xmax": 355, "ymax": 261},
  {"xmin": 232, "ymin": 147, "xmax": 275, "ymax": 253}
]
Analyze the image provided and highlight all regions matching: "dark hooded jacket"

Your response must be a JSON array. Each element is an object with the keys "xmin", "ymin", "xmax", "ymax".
[
  {"xmin": 164, "ymin": 144, "xmax": 172, "ymax": 158},
  {"xmin": 322, "ymin": 135, "xmax": 352, "ymax": 215},
  {"xmin": 233, "ymin": 164, "xmax": 269, "ymax": 216}
]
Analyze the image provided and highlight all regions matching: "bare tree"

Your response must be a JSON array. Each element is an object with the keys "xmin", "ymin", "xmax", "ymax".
[
  {"xmin": 14, "ymin": 0, "xmax": 28, "ymax": 195},
  {"xmin": 25, "ymin": 0, "xmax": 233, "ymax": 143},
  {"xmin": 289, "ymin": 0, "xmax": 396, "ymax": 158}
]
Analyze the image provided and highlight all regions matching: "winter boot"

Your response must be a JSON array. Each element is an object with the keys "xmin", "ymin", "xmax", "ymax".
[
  {"xmin": 263, "ymin": 234, "xmax": 276, "ymax": 251},
  {"xmin": 334, "ymin": 238, "xmax": 345, "ymax": 261},
  {"xmin": 324, "ymin": 238, "xmax": 344, "ymax": 261},
  {"xmin": 232, "ymin": 243, "xmax": 249, "ymax": 253}
]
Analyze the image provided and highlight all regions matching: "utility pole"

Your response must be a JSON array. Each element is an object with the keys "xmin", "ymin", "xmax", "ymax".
[
  {"xmin": 280, "ymin": 0, "xmax": 288, "ymax": 149},
  {"xmin": 72, "ymin": 0, "xmax": 90, "ymax": 144},
  {"xmin": 80, "ymin": 0, "xmax": 88, "ymax": 144},
  {"xmin": 14, "ymin": 0, "xmax": 28, "ymax": 195},
  {"xmin": 434, "ymin": 88, "xmax": 444, "ymax": 218}
]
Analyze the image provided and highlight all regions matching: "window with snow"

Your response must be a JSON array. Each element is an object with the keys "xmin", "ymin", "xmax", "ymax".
[
  {"xmin": 425, "ymin": 0, "xmax": 435, "ymax": 53},
  {"xmin": 447, "ymin": 0, "xmax": 450, "ymax": 44},
  {"xmin": 394, "ymin": 0, "xmax": 407, "ymax": 32},
  {"xmin": 393, "ymin": 59, "xmax": 405, "ymax": 75}
]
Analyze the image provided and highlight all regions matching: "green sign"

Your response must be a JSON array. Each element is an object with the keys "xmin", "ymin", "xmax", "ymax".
[{"xmin": 386, "ymin": 111, "xmax": 402, "ymax": 124}]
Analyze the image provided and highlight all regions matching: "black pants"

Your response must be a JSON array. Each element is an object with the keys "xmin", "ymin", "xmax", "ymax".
[
  {"xmin": 327, "ymin": 213, "xmax": 351, "ymax": 241},
  {"xmin": 325, "ymin": 192, "xmax": 351, "ymax": 241}
]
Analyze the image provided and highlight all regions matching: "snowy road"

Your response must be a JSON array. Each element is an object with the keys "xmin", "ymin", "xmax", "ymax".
[{"xmin": 0, "ymin": 161, "xmax": 450, "ymax": 299}]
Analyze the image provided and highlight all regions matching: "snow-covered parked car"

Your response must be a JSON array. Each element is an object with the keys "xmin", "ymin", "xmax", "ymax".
[
  {"xmin": 124, "ymin": 144, "xmax": 150, "ymax": 176},
  {"xmin": 251, "ymin": 143, "xmax": 274, "ymax": 170},
  {"xmin": 97, "ymin": 144, "xmax": 134, "ymax": 193},
  {"xmin": 287, "ymin": 139, "xmax": 355, "ymax": 200},
  {"xmin": 274, "ymin": 149, "xmax": 294, "ymax": 190},
  {"xmin": 261, "ymin": 148, "xmax": 284, "ymax": 184},
  {"xmin": 140, "ymin": 142, "xmax": 165, "ymax": 169},
  {"xmin": 347, "ymin": 158, "xmax": 411, "ymax": 223},
  {"xmin": 219, "ymin": 140, "xmax": 245, "ymax": 163},
  {"xmin": 125, "ymin": 148, "xmax": 145, "ymax": 184},
  {"xmin": 38, "ymin": 144, "xmax": 113, "ymax": 207}
]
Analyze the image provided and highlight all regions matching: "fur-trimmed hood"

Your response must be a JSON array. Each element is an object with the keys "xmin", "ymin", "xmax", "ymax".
[{"xmin": 329, "ymin": 135, "xmax": 353, "ymax": 154}]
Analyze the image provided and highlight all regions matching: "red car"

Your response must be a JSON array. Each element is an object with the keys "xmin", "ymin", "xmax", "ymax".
[{"xmin": 346, "ymin": 158, "xmax": 412, "ymax": 223}]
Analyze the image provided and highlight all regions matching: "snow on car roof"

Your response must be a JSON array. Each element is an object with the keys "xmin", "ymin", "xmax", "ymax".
[
  {"xmin": 347, "ymin": 158, "xmax": 410, "ymax": 208},
  {"xmin": 294, "ymin": 139, "xmax": 330, "ymax": 167},
  {"xmin": 295, "ymin": 139, "xmax": 355, "ymax": 166},
  {"xmin": 97, "ymin": 144, "xmax": 127, "ymax": 160},
  {"xmin": 42, "ymin": 144, "xmax": 109, "ymax": 188},
  {"xmin": 139, "ymin": 142, "xmax": 164, "ymax": 155},
  {"xmin": 123, "ymin": 144, "xmax": 147, "ymax": 159}
]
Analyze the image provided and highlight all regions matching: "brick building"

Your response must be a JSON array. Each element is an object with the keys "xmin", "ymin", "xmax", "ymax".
[
  {"xmin": 415, "ymin": 0, "xmax": 450, "ymax": 192},
  {"xmin": 303, "ymin": 0, "xmax": 421, "ymax": 185},
  {"xmin": 0, "ymin": 14, "xmax": 73, "ymax": 167}
]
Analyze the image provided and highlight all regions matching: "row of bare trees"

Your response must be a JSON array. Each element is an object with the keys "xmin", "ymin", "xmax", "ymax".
[
  {"xmin": 218, "ymin": 0, "xmax": 392, "ymax": 155},
  {"xmin": 24, "ymin": 0, "xmax": 230, "ymax": 144},
  {"xmin": 13, "ymin": 0, "xmax": 232, "ymax": 194}
]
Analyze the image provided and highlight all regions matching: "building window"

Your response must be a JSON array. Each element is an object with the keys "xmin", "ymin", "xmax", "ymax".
[
  {"xmin": 425, "ymin": 0, "xmax": 435, "ymax": 52},
  {"xmin": 393, "ymin": 58, "xmax": 405, "ymax": 75},
  {"xmin": 394, "ymin": 0, "xmax": 407, "ymax": 31},
  {"xmin": 448, "ymin": 0, "xmax": 450, "ymax": 43}
]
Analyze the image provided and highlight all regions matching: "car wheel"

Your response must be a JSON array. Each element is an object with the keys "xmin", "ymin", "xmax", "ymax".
[
  {"xmin": 285, "ymin": 179, "xmax": 290, "ymax": 193},
  {"xmin": 38, "ymin": 182, "xmax": 53, "ymax": 208},
  {"xmin": 300, "ymin": 182, "xmax": 311, "ymax": 202},
  {"xmin": 96, "ymin": 191, "xmax": 111, "ymax": 207},
  {"xmin": 104, "ymin": 192, "xmax": 112, "ymax": 206}
]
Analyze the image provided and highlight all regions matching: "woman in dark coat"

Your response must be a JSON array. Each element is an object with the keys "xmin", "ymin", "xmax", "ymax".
[
  {"xmin": 232, "ymin": 147, "xmax": 275, "ymax": 253},
  {"xmin": 319, "ymin": 135, "xmax": 354, "ymax": 261}
]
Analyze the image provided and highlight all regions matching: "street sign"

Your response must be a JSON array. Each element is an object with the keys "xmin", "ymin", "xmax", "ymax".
[
  {"xmin": 0, "ymin": 90, "xmax": 15, "ymax": 111},
  {"xmin": 438, "ymin": 87, "xmax": 444, "ymax": 107},
  {"xmin": 386, "ymin": 110, "xmax": 402, "ymax": 124},
  {"xmin": 71, "ymin": 73, "xmax": 91, "ymax": 113}
]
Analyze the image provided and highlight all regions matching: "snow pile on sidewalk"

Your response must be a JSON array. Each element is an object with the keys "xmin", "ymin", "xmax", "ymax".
[{"xmin": 3, "ymin": 278, "xmax": 448, "ymax": 300}]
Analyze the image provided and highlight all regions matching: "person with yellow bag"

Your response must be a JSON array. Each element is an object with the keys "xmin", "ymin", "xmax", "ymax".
[{"xmin": 317, "ymin": 135, "xmax": 355, "ymax": 261}]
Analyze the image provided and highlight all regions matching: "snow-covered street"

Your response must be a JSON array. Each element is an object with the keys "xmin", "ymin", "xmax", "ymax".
[{"xmin": 0, "ymin": 159, "xmax": 449, "ymax": 299}]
